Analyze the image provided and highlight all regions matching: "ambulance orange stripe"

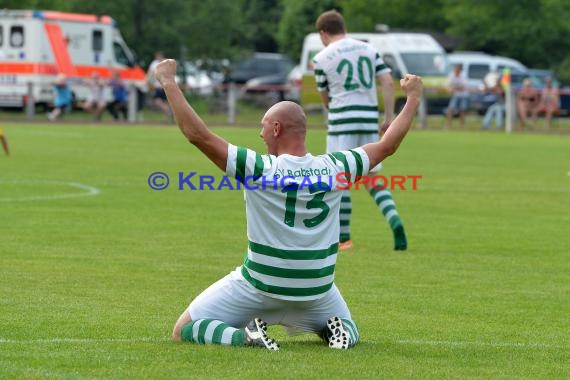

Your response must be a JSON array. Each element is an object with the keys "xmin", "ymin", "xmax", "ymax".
[
  {"xmin": 0, "ymin": 62, "xmax": 145, "ymax": 80},
  {"xmin": 44, "ymin": 23, "xmax": 76, "ymax": 76},
  {"xmin": 0, "ymin": 62, "xmax": 58, "ymax": 74}
]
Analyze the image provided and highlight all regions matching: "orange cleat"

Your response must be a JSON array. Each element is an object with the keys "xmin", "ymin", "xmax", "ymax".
[{"xmin": 338, "ymin": 240, "xmax": 353, "ymax": 251}]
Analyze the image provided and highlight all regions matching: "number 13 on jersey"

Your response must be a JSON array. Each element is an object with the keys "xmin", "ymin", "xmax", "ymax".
[{"xmin": 282, "ymin": 182, "xmax": 330, "ymax": 228}]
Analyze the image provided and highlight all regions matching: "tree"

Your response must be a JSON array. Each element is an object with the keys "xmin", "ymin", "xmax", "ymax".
[
  {"xmin": 341, "ymin": 0, "xmax": 448, "ymax": 33},
  {"xmin": 0, "ymin": 0, "xmax": 73, "ymax": 10},
  {"xmin": 238, "ymin": 0, "xmax": 282, "ymax": 54},
  {"xmin": 277, "ymin": 0, "xmax": 340, "ymax": 62},
  {"xmin": 68, "ymin": 0, "xmax": 188, "ymax": 66},
  {"xmin": 443, "ymin": 0, "xmax": 570, "ymax": 72},
  {"xmin": 5, "ymin": 0, "xmax": 570, "ymax": 81}
]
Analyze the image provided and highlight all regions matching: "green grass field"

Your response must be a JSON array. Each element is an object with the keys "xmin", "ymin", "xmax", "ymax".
[{"xmin": 1, "ymin": 121, "xmax": 569, "ymax": 379}]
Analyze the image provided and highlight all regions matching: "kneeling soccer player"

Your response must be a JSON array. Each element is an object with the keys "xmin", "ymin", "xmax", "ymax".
[{"xmin": 154, "ymin": 58, "xmax": 422, "ymax": 350}]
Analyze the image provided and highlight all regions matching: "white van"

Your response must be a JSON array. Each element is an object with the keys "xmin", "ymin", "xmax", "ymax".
[
  {"xmin": 448, "ymin": 51, "xmax": 527, "ymax": 92},
  {"xmin": 299, "ymin": 32, "xmax": 450, "ymax": 112},
  {"xmin": 0, "ymin": 9, "xmax": 146, "ymax": 108}
]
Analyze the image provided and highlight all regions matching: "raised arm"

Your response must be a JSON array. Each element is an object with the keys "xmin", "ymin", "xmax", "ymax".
[
  {"xmin": 155, "ymin": 59, "xmax": 228, "ymax": 171},
  {"xmin": 362, "ymin": 74, "xmax": 422, "ymax": 169}
]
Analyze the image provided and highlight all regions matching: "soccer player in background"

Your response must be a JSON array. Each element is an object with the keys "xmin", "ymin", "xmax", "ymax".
[
  {"xmin": 314, "ymin": 10, "xmax": 407, "ymax": 251},
  {"xmin": 155, "ymin": 58, "xmax": 422, "ymax": 350}
]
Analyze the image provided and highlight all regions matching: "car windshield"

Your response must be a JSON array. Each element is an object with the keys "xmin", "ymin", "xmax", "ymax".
[{"xmin": 400, "ymin": 53, "xmax": 449, "ymax": 76}]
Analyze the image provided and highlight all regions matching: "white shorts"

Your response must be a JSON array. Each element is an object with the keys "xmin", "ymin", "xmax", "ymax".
[
  {"xmin": 327, "ymin": 133, "xmax": 382, "ymax": 172},
  {"xmin": 187, "ymin": 267, "xmax": 351, "ymax": 335}
]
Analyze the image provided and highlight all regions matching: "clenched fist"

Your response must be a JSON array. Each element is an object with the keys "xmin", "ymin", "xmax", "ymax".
[
  {"xmin": 400, "ymin": 74, "xmax": 423, "ymax": 100},
  {"xmin": 155, "ymin": 59, "xmax": 177, "ymax": 87}
]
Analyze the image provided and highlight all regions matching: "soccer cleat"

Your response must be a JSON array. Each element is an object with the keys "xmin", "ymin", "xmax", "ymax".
[
  {"xmin": 338, "ymin": 240, "xmax": 353, "ymax": 251},
  {"xmin": 393, "ymin": 225, "xmax": 407, "ymax": 251},
  {"xmin": 326, "ymin": 316, "xmax": 351, "ymax": 349},
  {"xmin": 245, "ymin": 317, "xmax": 279, "ymax": 351}
]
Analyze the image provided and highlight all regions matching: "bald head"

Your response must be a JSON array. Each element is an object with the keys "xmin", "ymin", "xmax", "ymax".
[{"xmin": 265, "ymin": 101, "xmax": 307, "ymax": 136}]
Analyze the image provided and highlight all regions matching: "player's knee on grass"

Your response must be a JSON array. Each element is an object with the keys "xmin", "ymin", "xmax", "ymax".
[
  {"xmin": 172, "ymin": 323, "xmax": 184, "ymax": 341},
  {"xmin": 172, "ymin": 311, "xmax": 192, "ymax": 341}
]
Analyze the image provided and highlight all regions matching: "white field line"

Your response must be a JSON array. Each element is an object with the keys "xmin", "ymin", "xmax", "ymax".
[
  {"xmin": 0, "ymin": 180, "xmax": 100, "ymax": 202},
  {"xmin": 395, "ymin": 339, "xmax": 570, "ymax": 350},
  {"xmin": 0, "ymin": 337, "xmax": 567, "ymax": 349},
  {"xmin": 0, "ymin": 337, "xmax": 170, "ymax": 344}
]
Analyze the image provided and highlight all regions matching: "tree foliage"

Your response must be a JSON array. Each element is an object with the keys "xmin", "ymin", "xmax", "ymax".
[
  {"xmin": 3, "ymin": 0, "xmax": 570, "ymax": 81},
  {"xmin": 341, "ymin": 0, "xmax": 449, "ymax": 33},
  {"xmin": 66, "ymin": 0, "xmax": 245, "ymax": 65},
  {"xmin": 277, "ymin": 0, "xmax": 340, "ymax": 61},
  {"xmin": 239, "ymin": 0, "xmax": 282, "ymax": 54},
  {"xmin": 443, "ymin": 0, "xmax": 570, "ymax": 78}
]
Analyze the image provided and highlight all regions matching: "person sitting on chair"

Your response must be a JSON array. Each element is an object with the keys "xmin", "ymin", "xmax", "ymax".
[
  {"xmin": 47, "ymin": 74, "xmax": 72, "ymax": 122},
  {"xmin": 532, "ymin": 77, "xmax": 560, "ymax": 129},
  {"xmin": 82, "ymin": 72, "xmax": 107, "ymax": 122},
  {"xmin": 107, "ymin": 71, "xmax": 129, "ymax": 121},
  {"xmin": 516, "ymin": 78, "xmax": 539, "ymax": 129}
]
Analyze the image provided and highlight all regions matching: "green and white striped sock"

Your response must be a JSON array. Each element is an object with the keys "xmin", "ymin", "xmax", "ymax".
[
  {"xmin": 369, "ymin": 188, "xmax": 401, "ymax": 229},
  {"xmin": 370, "ymin": 187, "xmax": 407, "ymax": 250},
  {"xmin": 339, "ymin": 191, "xmax": 352, "ymax": 242},
  {"xmin": 181, "ymin": 319, "xmax": 245, "ymax": 346}
]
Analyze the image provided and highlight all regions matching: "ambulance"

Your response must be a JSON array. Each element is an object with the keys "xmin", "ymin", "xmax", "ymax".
[
  {"xmin": 0, "ymin": 9, "xmax": 146, "ymax": 108},
  {"xmin": 299, "ymin": 32, "xmax": 451, "ymax": 113}
]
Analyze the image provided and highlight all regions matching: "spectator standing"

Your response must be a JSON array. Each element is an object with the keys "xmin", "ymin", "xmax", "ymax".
[
  {"xmin": 445, "ymin": 64, "xmax": 469, "ymax": 128},
  {"xmin": 482, "ymin": 73, "xmax": 505, "ymax": 130}
]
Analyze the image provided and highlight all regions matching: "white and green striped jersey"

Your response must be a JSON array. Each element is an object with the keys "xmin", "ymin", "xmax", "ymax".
[
  {"xmin": 226, "ymin": 144, "xmax": 370, "ymax": 301},
  {"xmin": 313, "ymin": 37, "xmax": 391, "ymax": 135}
]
